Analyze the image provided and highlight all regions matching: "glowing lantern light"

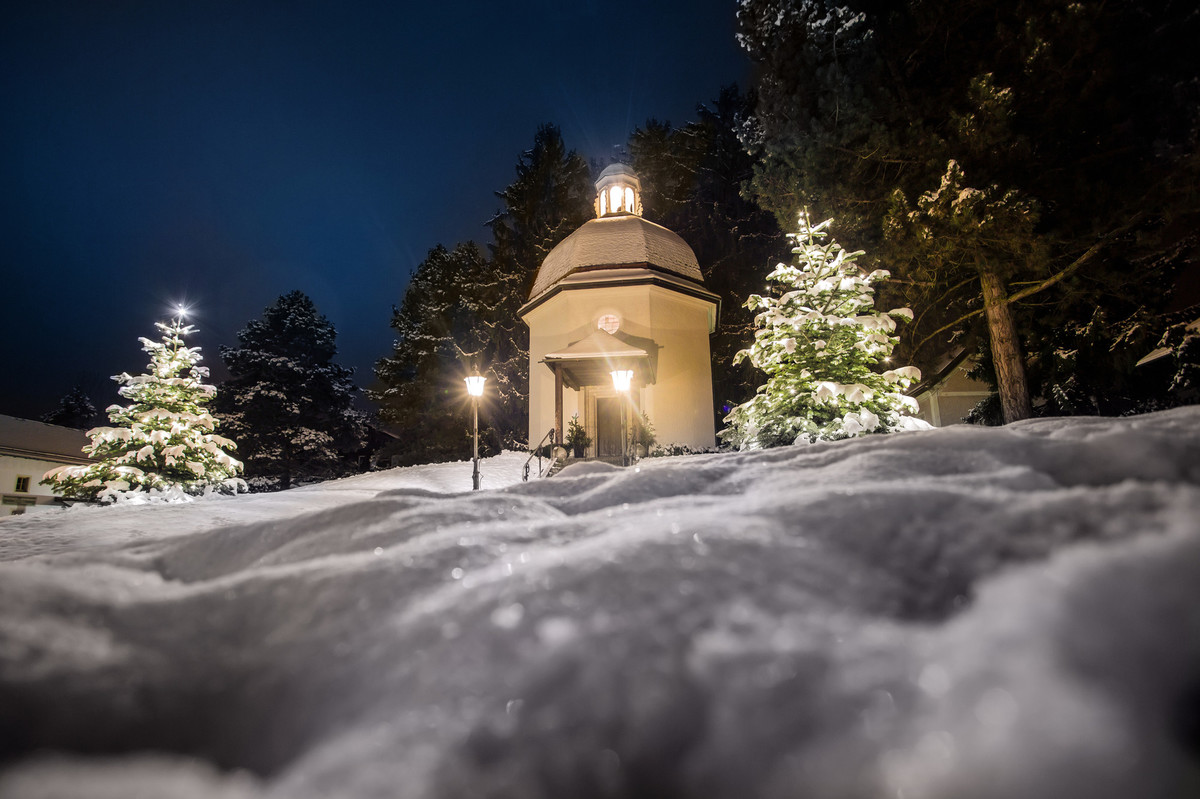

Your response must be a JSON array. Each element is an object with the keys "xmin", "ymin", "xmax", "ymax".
[
  {"xmin": 594, "ymin": 164, "xmax": 642, "ymax": 218},
  {"xmin": 465, "ymin": 373, "xmax": 486, "ymax": 489},
  {"xmin": 610, "ymin": 369, "xmax": 635, "ymax": 466}
]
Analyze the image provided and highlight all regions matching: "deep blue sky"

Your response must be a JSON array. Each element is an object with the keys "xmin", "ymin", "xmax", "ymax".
[{"xmin": 1, "ymin": 0, "xmax": 751, "ymax": 420}]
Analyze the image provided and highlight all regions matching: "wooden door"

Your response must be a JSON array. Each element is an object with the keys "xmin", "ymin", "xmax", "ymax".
[{"xmin": 596, "ymin": 397, "xmax": 622, "ymax": 457}]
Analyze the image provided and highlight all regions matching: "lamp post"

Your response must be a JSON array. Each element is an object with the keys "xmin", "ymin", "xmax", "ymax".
[
  {"xmin": 465, "ymin": 373, "xmax": 486, "ymax": 490},
  {"xmin": 610, "ymin": 369, "xmax": 633, "ymax": 466}
]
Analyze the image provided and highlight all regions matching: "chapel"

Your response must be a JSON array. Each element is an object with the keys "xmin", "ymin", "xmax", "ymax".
[{"xmin": 520, "ymin": 164, "xmax": 719, "ymax": 459}]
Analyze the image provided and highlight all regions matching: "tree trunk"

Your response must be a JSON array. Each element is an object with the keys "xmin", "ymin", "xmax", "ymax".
[{"xmin": 978, "ymin": 266, "xmax": 1033, "ymax": 424}]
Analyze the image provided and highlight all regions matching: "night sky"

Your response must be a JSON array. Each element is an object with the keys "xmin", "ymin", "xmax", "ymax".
[{"xmin": 1, "ymin": 0, "xmax": 751, "ymax": 421}]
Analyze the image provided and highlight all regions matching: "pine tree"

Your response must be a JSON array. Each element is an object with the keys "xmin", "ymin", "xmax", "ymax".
[
  {"xmin": 370, "ymin": 243, "xmax": 501, "ymax": 465},
  {"xmin": 737, "ymin": 0, "xmax": 1200, "ymax": 423},
  {"xmin": 43, "ymin": 317, "xmax": 244, "ymax": 501},
  {"xmin": 371, "ymin": 126, "xmax": 594, "ymax": 462},
  {"xmin": 41, "ymin": 385, "xmax": 100, "ymax": 429},
  {"xmin": 486, "ymin": 125, "xmax": 594, "ymax": 445},
  {"xmin": 489, "ymin": 124, "xmax": 594, "ymax": 280},
  {"xmin": 722, "ymin": 213, "xmax": 926, "ymax": 449},
  {"xmin": 884, "ymin": 161, "xmax": 1043, "ymax": 423},
  {"xmin": 214, "ymin": 291, "xmax": 366, "ymax": 490}
]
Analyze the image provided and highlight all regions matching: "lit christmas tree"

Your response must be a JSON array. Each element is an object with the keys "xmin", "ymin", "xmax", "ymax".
[
  {"xmin": 43, "ymin": 313, "xmax": 245, "ymax": 502},
  {"xmin": 722, "ymin": 213, "xmax": 928, "ymax": 449}
]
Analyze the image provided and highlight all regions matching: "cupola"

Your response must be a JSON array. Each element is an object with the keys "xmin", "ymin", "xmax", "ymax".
[{"xmin": 594, "ymin": 163, "xmax": 642, "ymax": 218}]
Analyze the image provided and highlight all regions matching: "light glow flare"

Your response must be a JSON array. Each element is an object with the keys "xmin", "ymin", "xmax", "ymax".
[{"xmin": 465, "ymin": 374, "xmax": 486, "ymax": 397}]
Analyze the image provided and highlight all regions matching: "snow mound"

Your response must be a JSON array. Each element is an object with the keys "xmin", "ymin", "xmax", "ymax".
[{"xmin": 1, "ymin": 411, "xmax": 1198, "ymax": 798}]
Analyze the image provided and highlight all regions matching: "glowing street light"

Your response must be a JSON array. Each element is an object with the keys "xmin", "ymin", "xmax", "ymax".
[
  {"xmin": 465, "ymin": 373, "xmax": 486, "ymax": 490},
  {"xmin": 465, "ymin": 374, "xmax": 486, "ymax": 397},
  {"xmin": 610, "ymin": 369, "xmax": 634, "ymax": 466}
]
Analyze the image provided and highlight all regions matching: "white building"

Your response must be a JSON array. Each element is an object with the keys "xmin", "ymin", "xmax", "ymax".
[
  {"xmin": 0, "ymin": 415, "xmax": 92, "ymax": 514},
  {"xmin": 521, "ymin": 165, "xmax": 719, "ymax": 457},
  {"xmin": 910, "ymin": 350, "xmax": 993, "ymax": 426}
]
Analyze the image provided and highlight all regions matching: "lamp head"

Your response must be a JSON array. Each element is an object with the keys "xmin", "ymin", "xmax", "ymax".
[
  {"xmin": 465, "ymin": 374, "xmax": 486, "ymax": 397},
  {"xmin": 610, "ymin": 369, "xmax": 634, "ymax": 392}
]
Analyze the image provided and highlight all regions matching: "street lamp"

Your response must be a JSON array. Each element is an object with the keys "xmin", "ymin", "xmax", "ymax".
[
  {"xmin": 465, "ymin": 373, "xmax": 486, "ymax": 490},
  {"xmin": 610, "ymin": 369, "xmax": 633, "ymax": 466}
]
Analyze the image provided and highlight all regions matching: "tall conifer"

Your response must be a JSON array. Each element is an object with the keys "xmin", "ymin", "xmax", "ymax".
[{"xmin": 215, "ymin": 291, "xmax": 365, "ymax": 490}]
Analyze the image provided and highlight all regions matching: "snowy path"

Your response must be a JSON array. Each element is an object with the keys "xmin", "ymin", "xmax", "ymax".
[{"xmin": 0, "ymin": 411, "xmax": 1198, "ymax": 799}]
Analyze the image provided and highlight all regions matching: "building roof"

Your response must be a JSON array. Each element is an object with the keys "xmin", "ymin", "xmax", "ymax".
[
  {"xmin": 528, "ymin": 215, "xmax": 703, "ymax": 300},
  {"xmin": 0, "ymin": 415, "xmax": 92, "ymax": 464},
  {"xmin": 1136, "ymin": 316, "xmax": 1200, "ymax": 366},
  {"xmin": 519, "ymin": 265, "xmax": 721, "ymax": 321},
  {"xmin": 597, "ymin": 163, "xmax": 639, "ymax": 182}
]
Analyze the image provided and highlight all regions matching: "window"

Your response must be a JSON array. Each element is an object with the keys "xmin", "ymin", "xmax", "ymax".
[
  {"xmin": 14, "ymin": 476, "xmax": 30, "ymax": 493},
  {"xmin": 597, "ymin": 314, "xmax": 620, "ymax": 334}
]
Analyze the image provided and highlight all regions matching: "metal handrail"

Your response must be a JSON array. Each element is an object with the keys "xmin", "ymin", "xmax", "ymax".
[{"xmin": 522, "ymin": 427, "xmax": 557, "ymax": 481}]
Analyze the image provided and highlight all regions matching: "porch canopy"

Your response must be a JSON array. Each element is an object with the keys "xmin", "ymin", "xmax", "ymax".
[
  {"xmin": 542, "ymin": 328, "xmax": 656, "ymax": 389},
  {"xmin": 540, "ymin": 328, "xmax": 657, "ymax": 445}
]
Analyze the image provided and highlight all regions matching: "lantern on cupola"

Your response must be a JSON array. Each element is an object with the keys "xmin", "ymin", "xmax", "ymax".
[{"xmin": 595, "ymin": 163, "xmax": 643, "ymax": 218}]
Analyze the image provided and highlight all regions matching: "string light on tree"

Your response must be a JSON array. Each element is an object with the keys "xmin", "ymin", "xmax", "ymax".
[
  {"xmin": 722, "ymin": 212, "xmax": 930, "ymax": 448},
  {"xmin": 42, "ymin": 313, "xmax": 245, "ymax": 502}
]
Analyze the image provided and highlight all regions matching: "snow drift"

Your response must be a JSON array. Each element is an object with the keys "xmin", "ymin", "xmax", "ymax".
[{"xmin": 1, "ymin": 410, "xmax": 1198, "ymax": 798}]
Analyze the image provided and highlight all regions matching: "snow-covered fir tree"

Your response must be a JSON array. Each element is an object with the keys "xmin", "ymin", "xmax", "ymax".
[
  {"xmin": 215, "ymin": 291, "xmax": 366, "ymax": 490},
  {"xmin": 43, "ymin": 316, "xmax": 244, "ymax": 501},
  {"xmin": 722, "ymin": 213, "xmax": 928, "ymax": 449}
]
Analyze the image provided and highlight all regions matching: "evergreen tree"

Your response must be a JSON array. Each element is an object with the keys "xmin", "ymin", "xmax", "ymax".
[
  {"xmin": 738, "ymin": 0, "xmax": 1200, "ymax": 422},
  {"xmin": 371, "ymin": 126, "xmax": 594, "ymax": 462},
  {"xmin": 884, "ymin": 161, "xmax": 1044, "ymax": 422},
  {"xmin": 215, "ymin": 291, "xmax": 366, "ymax": 490},
  {"xmin": 41, "ymin": 385, "xmax": 100, "ymax": 429},
  {"xmin": 722, "ymin": 213, "xmax": 925, "ymax": 449},
  {"xmin": 489, "ymin": 124, "xmax": 594, "ymax": 282},
  {"xmin": 486, "ymin": 124, "xmax": 594, "ymax": 444},
  {"xmin": 43, "ymin": 317, "xmax": 244, "ymax": 501},
  {"xmin": 371, "ymin": 243, "xmax": 501, "ymax": 465}
]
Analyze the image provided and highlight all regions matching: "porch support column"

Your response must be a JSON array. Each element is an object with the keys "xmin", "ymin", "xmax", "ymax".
[{"xmin": 554, "ymin": 364, "xmax": 564, "ymax": 446}]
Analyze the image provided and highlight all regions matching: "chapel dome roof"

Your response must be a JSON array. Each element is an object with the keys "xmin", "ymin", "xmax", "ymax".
[
  {"xmin": 528, "ymin": 214, "xmax": 703, "ymax": 300},
  {"xmin": 597, "ymin": 162, "xmax": 639, "ymax": 183}
]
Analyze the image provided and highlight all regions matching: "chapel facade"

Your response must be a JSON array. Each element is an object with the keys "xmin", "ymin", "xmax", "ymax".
[{"xmin": 519, "ymin": 164, "xmax": 719, "ymax": 458}]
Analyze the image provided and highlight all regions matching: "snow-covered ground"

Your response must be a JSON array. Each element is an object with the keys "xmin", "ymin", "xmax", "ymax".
[
  {"xmin": 1, "ymin": 411, "xmax": 1198, "ymax": 799},
  {"xmin": 0, "ymin": 453, "xmax": 531, "ymax": 562}
]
